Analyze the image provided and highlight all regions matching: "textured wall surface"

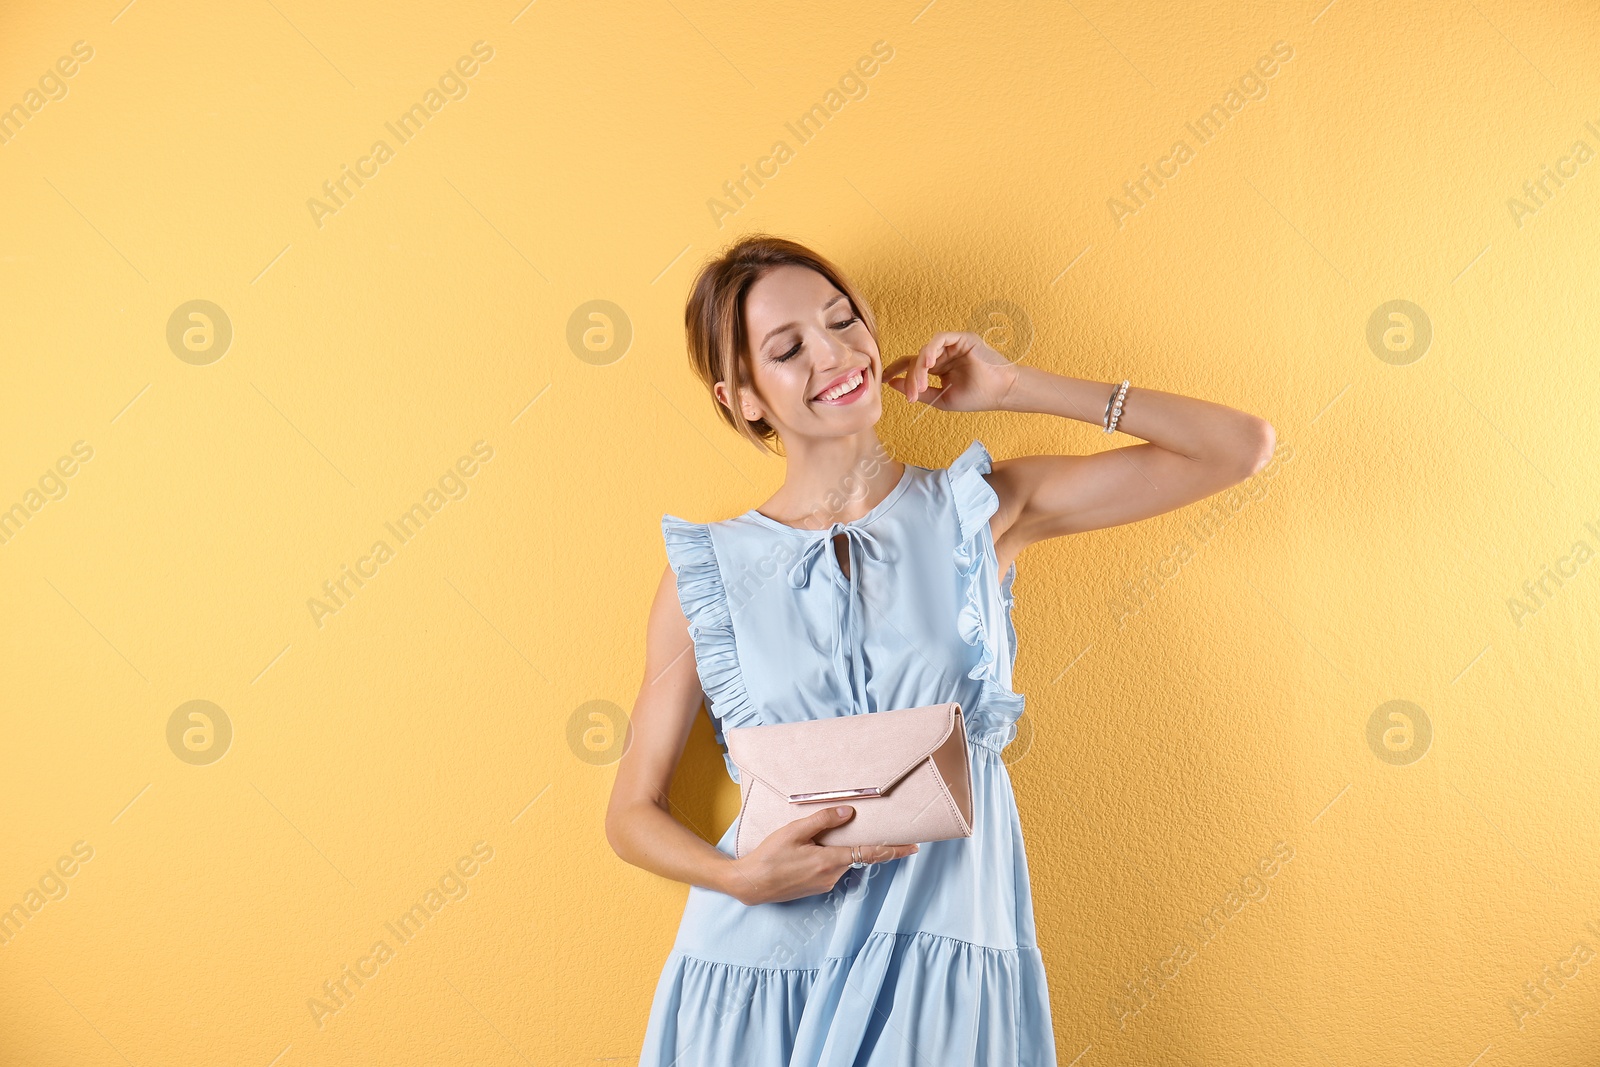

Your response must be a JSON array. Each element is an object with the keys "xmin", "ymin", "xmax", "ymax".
[{"xmin": 2, "ymin": 1, "xmax": 1598, "ymax": 1065}]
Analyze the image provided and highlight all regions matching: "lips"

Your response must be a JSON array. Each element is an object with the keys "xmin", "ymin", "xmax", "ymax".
[{"xmin": 811, "ymin": 367, "xmax": 867, "ymax": 402}]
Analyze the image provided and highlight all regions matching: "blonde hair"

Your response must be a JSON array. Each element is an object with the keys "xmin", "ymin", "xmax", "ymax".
[{"xmin": 683, "ymin": 234, "xmax": 879, "ymax": 456}]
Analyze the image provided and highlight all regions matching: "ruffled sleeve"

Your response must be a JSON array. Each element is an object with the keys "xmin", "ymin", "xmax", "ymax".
[
  {"xmin": 945, "ymin": 441, "xmax": 1026, "ymax": 752},
  {"xmin": 949, "ymin": 439, "xmax": 1002, "ymax": 552},
  {"xmin": 661, "ymin": 515, "xmax": 757, "ymax": 781}
]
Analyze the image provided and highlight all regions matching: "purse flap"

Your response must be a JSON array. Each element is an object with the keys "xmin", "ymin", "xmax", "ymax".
[{"xmin": 723, "ymin": 702, "xmax": 960, "ymax": 800}]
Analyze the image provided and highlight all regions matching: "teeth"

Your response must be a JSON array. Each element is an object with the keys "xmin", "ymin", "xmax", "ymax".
[{"xmin": 817, "ymin": 370, "xmax": 864, "ymax": 401}]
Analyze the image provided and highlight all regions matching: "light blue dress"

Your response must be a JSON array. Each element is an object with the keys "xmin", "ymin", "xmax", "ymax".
[{"xmin": 639, "ymin": 440, "xmax": 1057, "ymax": 1066}]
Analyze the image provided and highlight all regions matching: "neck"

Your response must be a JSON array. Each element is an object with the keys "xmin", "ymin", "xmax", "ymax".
[{"xmin": 759, "ymin": 434, "xmax": 902, "ymax": 529}]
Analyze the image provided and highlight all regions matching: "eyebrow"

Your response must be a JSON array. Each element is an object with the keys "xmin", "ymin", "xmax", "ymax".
[{"xmin": 758, "ymin": 293, "xmax": 850, "ymax": 348}]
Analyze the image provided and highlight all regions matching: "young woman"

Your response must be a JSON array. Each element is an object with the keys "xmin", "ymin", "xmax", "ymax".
[{"xmin": 608, "ymin": 235, "xmax": 1275, "ymax": 1066}]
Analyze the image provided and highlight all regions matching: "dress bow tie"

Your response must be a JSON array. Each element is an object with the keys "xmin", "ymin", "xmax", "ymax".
[
  {"xmin": 785, "ymin": 523, "xmax": 892, "ymax": 713},
  {"xmin": 785, "ymin": 522, "xmax": 888, "ymax": 588}
]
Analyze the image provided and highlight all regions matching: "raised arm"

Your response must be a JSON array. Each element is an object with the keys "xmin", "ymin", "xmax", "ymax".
[
  {"xmin": 885, "ymin": 333, "xmax": 1276, "ymax": 571},
  {"xmin": 987, "ymin": 368, "xmax": 1276, "ymax": 567}
]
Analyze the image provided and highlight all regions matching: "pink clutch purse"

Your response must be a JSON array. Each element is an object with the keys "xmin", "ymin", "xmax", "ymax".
[{"xmin": 723, "ymin": 702, "xmax": 975, "ymax": 859}]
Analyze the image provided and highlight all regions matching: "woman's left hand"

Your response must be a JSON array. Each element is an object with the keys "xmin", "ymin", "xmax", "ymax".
[{"xmin": 882, "ymin": 331, "xmax": 1022, "ymax": 413}]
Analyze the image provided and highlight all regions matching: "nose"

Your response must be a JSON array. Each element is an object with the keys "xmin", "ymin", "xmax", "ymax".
[{"xmin": 816, "ymin": 326, "xmax": 863, "ymax": 373}]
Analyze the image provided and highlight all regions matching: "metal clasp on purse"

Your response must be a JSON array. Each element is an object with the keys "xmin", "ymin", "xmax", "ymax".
[{"xmin": 787, "ymin": 785, "xmax": 884, "ymax": 803}]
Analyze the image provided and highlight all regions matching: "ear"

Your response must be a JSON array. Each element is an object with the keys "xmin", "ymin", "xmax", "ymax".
[{"xmin": 715, "ymin": 380, "xmax": 765, "ymax": 424}]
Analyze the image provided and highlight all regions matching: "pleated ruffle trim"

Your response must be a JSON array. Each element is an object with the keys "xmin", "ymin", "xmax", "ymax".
[
  {"xmin": 641, "ymin": 929, "xmax": 1056, "ymax": 1066},
  {"xmin": 661, "ymin": 516, "xmax": 756, "ymax": 782},
  {"xmin": 948, "ymin": 440, "xmax": 1026, "ymax": 753}
]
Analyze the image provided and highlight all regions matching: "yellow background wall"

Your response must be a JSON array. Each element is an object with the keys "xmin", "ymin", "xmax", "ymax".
[{"xmin": 2, "ymin": 1, "xmax": 1597, "ymax": 1064}]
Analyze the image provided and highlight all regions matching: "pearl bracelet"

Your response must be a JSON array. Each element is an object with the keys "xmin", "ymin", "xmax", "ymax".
[{"xmin": 1102, "ymin": 379, "xmax": 1129, "ymax": 434}]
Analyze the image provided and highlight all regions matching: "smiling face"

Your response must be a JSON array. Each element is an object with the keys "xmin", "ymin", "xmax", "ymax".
[{"xmin": 714, "ymin": 264, "xmax": 883, "ymax": 445}]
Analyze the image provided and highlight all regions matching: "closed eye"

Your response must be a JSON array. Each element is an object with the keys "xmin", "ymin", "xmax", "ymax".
[{"xmin": 774, "ymin": 315, "xmax": 860, "ymax": 363}]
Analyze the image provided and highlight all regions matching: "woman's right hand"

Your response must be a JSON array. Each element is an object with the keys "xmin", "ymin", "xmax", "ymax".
[{"xmin": 724, "ymin": 805, "xmax": 920, "ymax": 906}]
